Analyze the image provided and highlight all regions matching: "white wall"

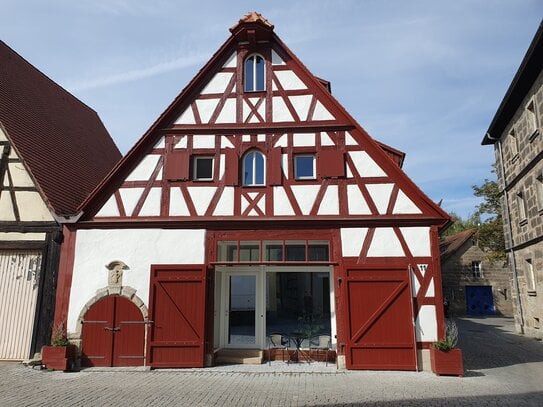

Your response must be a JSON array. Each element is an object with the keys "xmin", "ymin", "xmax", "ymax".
[{"xmin": 67, "ymin": 228, "xmax": 206, "ymax": 332}]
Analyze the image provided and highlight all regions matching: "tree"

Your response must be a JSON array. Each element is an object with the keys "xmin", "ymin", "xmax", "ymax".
[{"xmin": 472, "ymin": 176, "xmax": 506, "ymax": 262}]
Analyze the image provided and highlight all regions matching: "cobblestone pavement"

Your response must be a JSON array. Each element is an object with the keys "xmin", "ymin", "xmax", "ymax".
[{"xmin": 1, "ymin": 317, "xmax": 542, "ymax": 406}]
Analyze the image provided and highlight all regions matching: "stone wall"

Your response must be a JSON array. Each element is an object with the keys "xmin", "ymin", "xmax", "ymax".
[{"xmin": 441, "ymin": 238, "xmax": 513, "ymax": 317}]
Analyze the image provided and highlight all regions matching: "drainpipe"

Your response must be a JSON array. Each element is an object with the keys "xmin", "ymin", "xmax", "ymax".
[{"xmin": 486, "ymin": 132, "xmax": 525, "ymax": 333}]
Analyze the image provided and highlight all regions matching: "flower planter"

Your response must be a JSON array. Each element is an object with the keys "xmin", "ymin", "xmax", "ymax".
[
  {"xmin": 430, "ymin": 347, "xmax": 464, "ymax": 376},
  {"xmin": 41, "ymin": 345, "xmax": 76, "ymax": 371}
]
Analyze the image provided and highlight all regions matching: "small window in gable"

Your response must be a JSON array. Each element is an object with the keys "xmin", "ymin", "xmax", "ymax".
[
  {"xmin": 245, "ymin": 54, "xmax": 265, "ymax": 92},
  {"xmin": 536, "ymin": 173, "xmax": 543, "ymax": 211},
  {"xmin": 193, "ymin": 156, "xmax": 214, "ymax": 181},
  {"xmin": 294, "ymin": 155, "xmax": 316, "ymax": 180},
  {"xmin": 243, "ymin": 150, "xmax": 265, "ymax": 186},
  {"xmin": 525, "ymin": 258, "xmax": 536, "ymax": 293},
  {"xmin": 471, "ymin": 261, "xmax": 482, "ymax": 278}
]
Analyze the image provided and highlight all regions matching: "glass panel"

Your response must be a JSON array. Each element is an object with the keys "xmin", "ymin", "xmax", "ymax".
[
  {"xmin": 255, "ymin": 56, "xmax": 265, "ymax": 91},
  {"xmin": 285, "ymin": 241, "xmax": 306, "ymax": 261},
  {"xmin": 239, "ymin": 241, "xmax": 260, "ymax": 261},
  {"xmin": 195, "ymin": 157, "xmax": 213, "ymax": 180},
  {"xmin": 244, "ymin": 153, "xmax": 254, "ymax": 185},
  {"xmin": 229, "ymin": 275, "xmax": 256, "ymax": 345},
  {"xmin": 217, "ymin": 241, "xmax": 238, "ymax": 262},
  {"xmin": 264, "ymin": 241, "xmax": 283, "ymax": 261},
  {"xmin": 308, "ymin": 241, "xmax": 329, "ymax": 261},
  {"xmin": 255, "ymin": 152, "xmax": 264, "ymax": 185},
  {"xmin": 266, "ymin": 272, "xmax": 331, "ymax": 348},
  {"xmin": 295, "ymin": 155, "xmax": 315, "ymax": 179},
  {"xmin": 245, "ymin": 56, "xmax": 254, "ymax": 92}
]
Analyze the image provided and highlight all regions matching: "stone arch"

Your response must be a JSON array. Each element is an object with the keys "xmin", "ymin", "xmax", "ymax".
[{"xmin": 72, "ymin": 286, "xmax": 148, "ymax": 342}]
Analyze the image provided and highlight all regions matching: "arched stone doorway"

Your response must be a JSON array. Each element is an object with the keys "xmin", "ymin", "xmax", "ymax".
[{"xmin": 80, "ymin": 295, "xmax": 146, "ymax": 367}]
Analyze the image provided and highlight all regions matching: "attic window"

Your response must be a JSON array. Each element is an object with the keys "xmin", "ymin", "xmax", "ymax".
[
  {"xmin": 245, "ymin": 54, "xmax": 265, "ymax": 92},
  {"xmin": 193, "ymin": 156, "xmax": 214, "ymax": 181},
  {"xmin": 471, "ymin": 261, "xmax": 482, "ymax": 278}
]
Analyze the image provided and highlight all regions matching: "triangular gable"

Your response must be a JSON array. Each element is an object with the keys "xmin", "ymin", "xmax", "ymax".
[
  {"xmin": 82, "ymin": 13, "xmax": 449, "ymax": 227},
  {"xmin": 0, "ymin": 129, "xmax": 54, "ymax": 222}
]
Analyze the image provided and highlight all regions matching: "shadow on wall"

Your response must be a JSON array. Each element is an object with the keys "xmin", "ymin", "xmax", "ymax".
[{"xmin": 456, "ymin": 317, "xmax": 543, "ymax": 370}]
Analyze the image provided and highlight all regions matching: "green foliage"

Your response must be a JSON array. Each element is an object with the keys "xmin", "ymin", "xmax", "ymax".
[
  {"xmin": 432, "ymin": 337, "xmax": 456, "ymax": 351},
  {"xmin": 442, "ymin": 166, "xmax": 506, "ymax": 262},
  {"xmin": 432, "ymin": 320, "xmax": 459, "ymax": 351},
  {"xmin": 51, "ymin": 323, "xmax": 70, "ymax": 347}
]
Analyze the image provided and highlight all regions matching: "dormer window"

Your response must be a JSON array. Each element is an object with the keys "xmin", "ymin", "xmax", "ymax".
[
  {"xmin": 243, "ymin": 150, "xmax": 265, "ymax": 186},
  {"xmin": 244, "ymin": 54, "xmax": 265, "ymax": 92}
]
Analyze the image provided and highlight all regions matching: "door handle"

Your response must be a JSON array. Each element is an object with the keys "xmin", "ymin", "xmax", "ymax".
[{"xmin": 104, "ymin": 327, "xmax": 121, "ymax": 332}]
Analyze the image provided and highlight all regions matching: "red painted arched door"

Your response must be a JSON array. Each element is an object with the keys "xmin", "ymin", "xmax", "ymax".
[{"xmin": 81, "ymin": 295, "xmax": 145, "ymax": 367}]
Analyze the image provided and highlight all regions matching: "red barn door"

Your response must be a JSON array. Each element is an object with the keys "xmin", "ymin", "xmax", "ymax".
[
  {"xmin": 147, "ymin": 265, "xmax": 207, "ymax": 368},
  {"xmin": 343, "ymin": 267, "xmax": 417, "ymax": 370},
  {"xmin": 81, "ymin": 295, "xmax": 145, "ymax": 367}
]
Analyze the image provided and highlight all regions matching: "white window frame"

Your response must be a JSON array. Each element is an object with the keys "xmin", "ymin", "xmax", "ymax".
[
  {"xmin": 525, "ymin": 258, "xmax": 536, "ymax": 292},
  {"xmin": 242, "ymin": 150, "xmax": 266, "ymax": 186},
  {"xmin": 244, "ymin": 53, "xmax": 265, "ymax": 92},
  {"xmin": 193, "ymin": 156, "xmax": 214, "ymax": 181},
  {"xmin": 294, "ymin": 154, "xmax": 316, "ymax": 180},
  {"xmin": 526, "ymin": 98, "xmax": 540, "ymax": 137},
  {"xmin": 517, "ymin": 191, "xmax": 527, "ymax": 223},
  {"xmin": 471, "ymin": 261, "xmax": 482, "ymax": 278}
]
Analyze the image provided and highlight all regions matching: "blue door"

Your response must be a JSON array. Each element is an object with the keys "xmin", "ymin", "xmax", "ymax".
[{"xmin": 466, "ymin": 286, "xmax": 495, "ymax": 315}]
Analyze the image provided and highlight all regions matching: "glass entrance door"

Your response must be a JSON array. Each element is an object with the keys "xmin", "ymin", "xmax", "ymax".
[{"xmin": 227, "ymin": 275, "xmax": 256, "ymax": 346}]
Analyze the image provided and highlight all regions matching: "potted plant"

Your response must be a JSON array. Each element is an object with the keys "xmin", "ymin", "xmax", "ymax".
[
  {"xmin": 41, "ymin": 323, "xmax": 76, "ymax": 371},
  {"xmin": 430, "ymin": 320, "xmax": 464, "ymax": 376}
]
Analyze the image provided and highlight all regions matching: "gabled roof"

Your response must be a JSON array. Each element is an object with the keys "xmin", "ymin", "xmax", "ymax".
[
  {"xmin": 0, "ymin": 41, "xmax": 121, "ymax": 216},
  {"xmin": 79, "ymin": 12, "xmax": 448, "ymax": 226},
  {"xmin": 440, "ymin": 229, "xmax": 476, "ymax": 261},
  {"xmin": 482, "ymin": 20, "xmax": 543, "ymax": 144}
]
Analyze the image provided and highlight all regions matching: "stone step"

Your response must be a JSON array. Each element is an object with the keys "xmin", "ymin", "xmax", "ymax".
[{"xmin": 215, "ymin": 349, "xmax": 263, "ymax": 365}]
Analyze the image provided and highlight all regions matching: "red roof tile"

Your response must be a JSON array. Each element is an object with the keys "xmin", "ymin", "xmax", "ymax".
[
  {"xmin": 0, "ymin": 41, "xmax": 121, "ymax": 216},
  {"xmin": 440, "ymin": 229, "xmax": 476, "ymax": 261}
]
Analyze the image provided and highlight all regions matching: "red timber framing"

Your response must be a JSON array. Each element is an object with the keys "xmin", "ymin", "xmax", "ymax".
[{"xmin": 147, "ymin": 265, "xmax": 208, "ymax": 368}]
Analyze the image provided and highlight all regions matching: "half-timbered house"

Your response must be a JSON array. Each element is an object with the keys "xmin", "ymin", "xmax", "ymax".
[
  {"xmin": 0, "ymin": 41, "xmax": 121, "ymax": 360},
  {"xmin": 53, "ymin": 12, "xmax": 450, "ymax": 371}
]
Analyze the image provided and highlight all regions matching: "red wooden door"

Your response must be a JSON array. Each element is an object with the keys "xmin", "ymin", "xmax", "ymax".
[
  {"xmin": 147, "ymin": 265, "xmax": 207, "ymax": 368},
  {"xmin": 81, "ymin": 296, "xmax": 145, "ymax": 367},
  {"xmin": 343, "ymin": 267, "xmax": 417, "ymax": 370}
]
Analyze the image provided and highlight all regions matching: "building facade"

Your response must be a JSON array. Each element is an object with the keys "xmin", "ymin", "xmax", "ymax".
[
  {"xmin": 482, "ymin": 22, "xmax": 543, "ymax": 338},
  {"xmin": 440, "ymin": 230, "xmax": 513, "ymax": 317},
  {"xmin": 53, "ymin": 13, "xmax": 450, "ymax": 371},
  {"xmin": 0, "ymin": 41, "xmax": 121, "ymax": 360}
]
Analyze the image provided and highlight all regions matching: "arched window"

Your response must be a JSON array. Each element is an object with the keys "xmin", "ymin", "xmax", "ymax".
[
  {"xmin": 244, "ymin": 54, "xmax": 265, "ymax": 92},
  {"xmin": 243, "ymin": 150, "xmax": 265, "ymax": 186}
]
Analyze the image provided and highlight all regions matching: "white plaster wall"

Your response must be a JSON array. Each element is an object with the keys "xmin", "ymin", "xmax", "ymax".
[
  {"xmin": 289, "ymin": 95, "xmax": 312, "ymax": 121},
  {"xmin": 366, "ymin": 184, "xmax": 394, "ymax": 214},
  {"xmin": 195, "ymin": 99, "xmax": 219, "ymax": 123},
  {"xmin": 367, "ymin": 228, "xmax": 404, "ymax": 257},
  {"xmin": 175, "ymin": 107, "xmax": 196, "ymax": 125},
  {"xmin": 291, "ymin": 185, "xmax": 320, "ymax": 215},
  {"xmin": 312, "ymin": 101, "xmax": 334, "ymax": 121},
  {"xmin": 201, "ymin": 72, "xmax": 233, "ymax": 94},
  {"xmin": 272, "ymin": 97, "xmax": 294, "ymax": 122},
  {"xmin": 139, "ymin": 188, "xmax": 162, "ymax": 216},
  {"xmin": 213, "ymin": 187, "xmax": 234, "ymax": 216},
  {"xmin": 17, "ymin": 192, "xmax": 54, "ymax": 221},
  {"xmin": 400, "ymin": 227, "xmax": 431, "ymax": 257},
  {"xmin": 273, "ymin": 187, "xmax": 295, "ymax": 215},
  {"xmin": 271, "ymin": 50, "xmax": 285, "ymax": 65},
  {"xmin": 340, "ymin": 228, "xmax": 368, "ymax": 257},
  {"xmin": 292, "ymin": 133, "xmax": 314, "ymax": 147},
  {"xmin": 119, "ymin": 188, "xmax": 144, "ymax": 216},
  {"xmin": 275, "ymin": 70, "xmax": 307, "ymax": 90},
  {"xmin": 415, "ymin": 305, "xmax": 438, "ymax": 342},
  {"xmin": 215, "ymin": 98, "xmax": 237, "ymax": 124},
  {"xmin": 125, "ymin": 155, "xmax": 160, "ymax": 182},
  {"xmin": 68, "ymin": 228, "xmax": 206, "ymax": 332},
  {"xmin": 95, "ymin": 195, "xmax": 120, "ymax": 217},
  {"xmin": 223, "ymin": 52, "xmax": 237, "ymax": 68},
  {"xmin": 349, "ymin": 151, "xmax": 386, "ymax": 177},
  {"xmin": 393, "ymin": 190, "xmax": 422, "ymax": 214},
  {"xmin": 193, "ymin": 135, "xmax": 216, "ymax": 149},
  {"xmin": 187, "ymin": 186, "xmax": 216, "ymax": 216},
  {"xmin": 9, "ymin": 163, "xmax": 34, "ymax": 187},
  {"xmin": 317, "ymin": 185, "xmax": 339, "ymax": 215},
  {"xmin": 347, "ymin": 184, "xmax": 371, "ymax": 215}
]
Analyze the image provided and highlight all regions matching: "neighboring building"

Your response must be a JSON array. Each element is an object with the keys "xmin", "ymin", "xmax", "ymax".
[
  {"xmin": 440, "ymin": 230, "xmax": 513, "ymax": 317},
  {"xmin": 0, "ymin": 41, "xmax": 121, "ymax": 360},
  {"xmin": 482, "ymin": 21, "xmax": 543, "ymax": 339},
  {"xmin": 53, "ymin": 12, "xmax": 450, "ymax": 371}
]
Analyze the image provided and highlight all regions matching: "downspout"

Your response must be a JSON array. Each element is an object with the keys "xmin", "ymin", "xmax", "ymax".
[{"xmin": 486, "ymin": 132, "xmax": 525, "ymax": 333}]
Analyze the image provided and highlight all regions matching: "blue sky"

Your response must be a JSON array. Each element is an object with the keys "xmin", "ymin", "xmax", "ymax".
[{"xmin": 2, "ymin": 1, "xmax": 542, "ymax": 218}]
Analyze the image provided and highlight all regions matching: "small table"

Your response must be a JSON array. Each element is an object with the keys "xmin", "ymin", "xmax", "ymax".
[{"xmin": 289, "ymin": 332, "xmax": 310, "ymax": 363}]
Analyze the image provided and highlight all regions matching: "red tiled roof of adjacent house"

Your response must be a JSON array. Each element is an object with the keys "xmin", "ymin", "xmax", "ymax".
[
  {"xmin": 0, "ymin": 41, "xmax": 121, "ymax": 216},
  {"xmin": 440, "ymin": 229, "xmax": 476, "ymax": 261}
]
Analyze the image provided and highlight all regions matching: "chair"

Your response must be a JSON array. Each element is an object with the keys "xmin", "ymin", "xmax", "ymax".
[
  {"xmin": 309, "ymin": 335, "xmax": 331, "ymax": 366},
  {"xmin": 267, "ymin": 333, "xmax": 290, "ymax": 365}
]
